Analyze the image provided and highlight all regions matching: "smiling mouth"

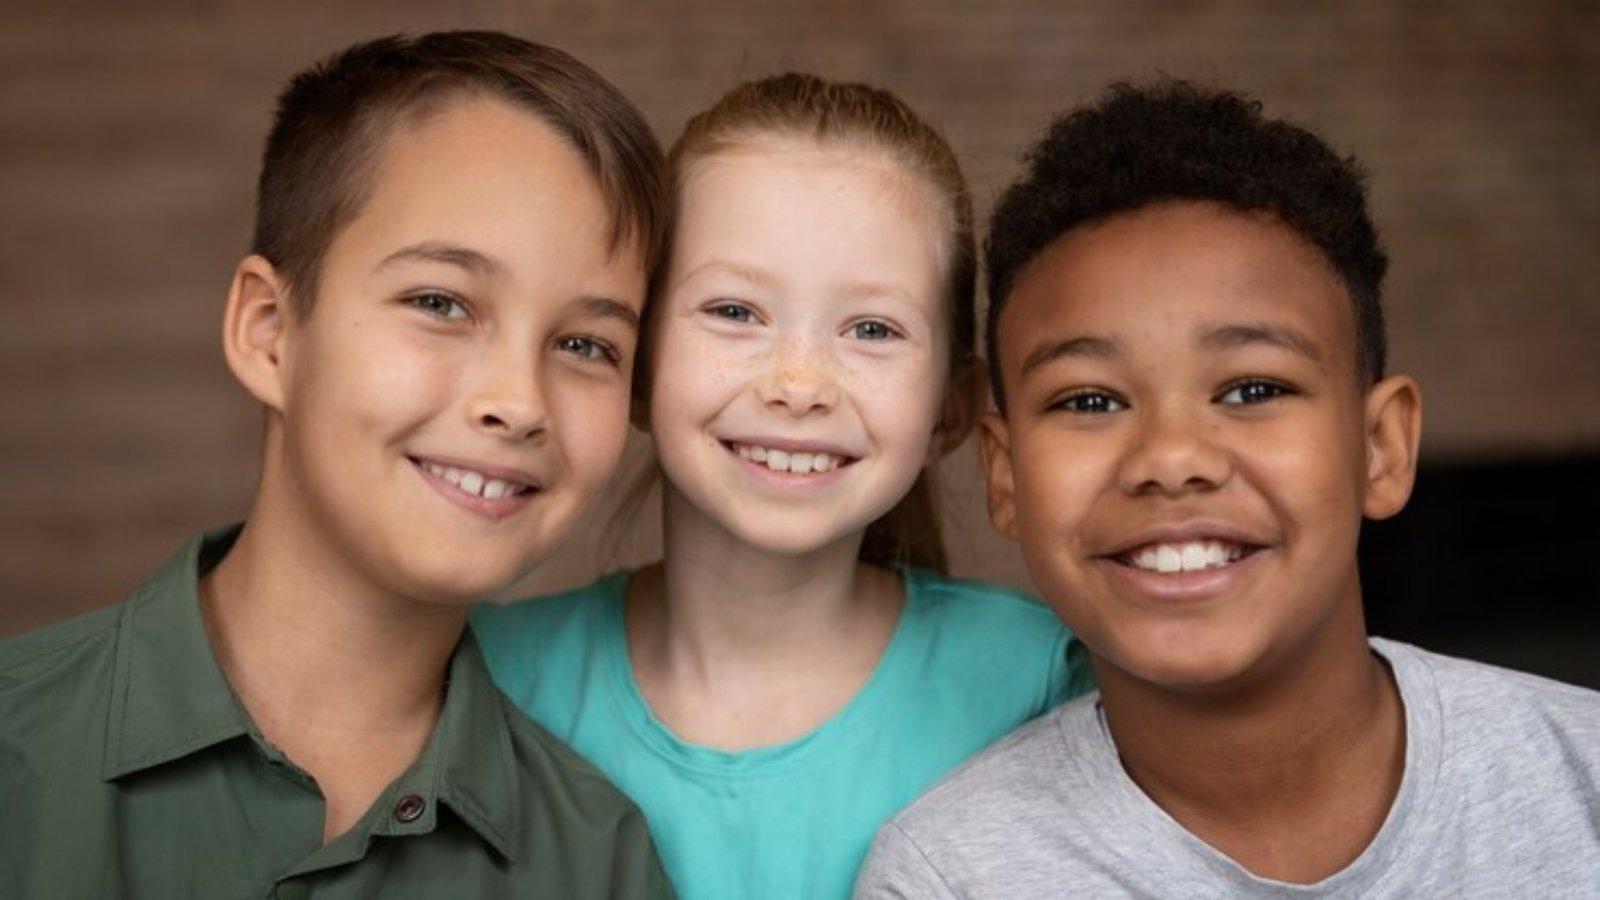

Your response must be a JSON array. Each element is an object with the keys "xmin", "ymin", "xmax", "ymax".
[
  {"xmin": 724, "ymin": 441, "xmax": 857, "ymax": 475},
  {"xmin": 1117, "ymin": 540, "xmax": 1258, "ymax": 574},
  {"xmin": 414, "ymin": 459, "xmax": 538, "ymax": 500}
]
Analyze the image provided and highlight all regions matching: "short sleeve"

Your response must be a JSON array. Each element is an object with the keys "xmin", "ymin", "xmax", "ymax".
[{"xmin": 852, "ymin": 822, "xmax": 963, "ymax": 900}]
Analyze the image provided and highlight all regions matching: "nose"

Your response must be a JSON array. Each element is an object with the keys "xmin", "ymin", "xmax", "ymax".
[
  {"xmin": 468, "ymin": 346, "xmax": 549, "ymax": 442},
  {"xmin": 756, "ymin": 337, "xmax": 839, "ymax": 417},
  {"xmin": 1116, "ymin": 402, "xmax": 1232, "ymax": 497}
]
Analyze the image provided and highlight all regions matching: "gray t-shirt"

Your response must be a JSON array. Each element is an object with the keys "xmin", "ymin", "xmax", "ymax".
[{"xmin": 856, "ymin": 639, "xmax": 1600, "ymax": 898}]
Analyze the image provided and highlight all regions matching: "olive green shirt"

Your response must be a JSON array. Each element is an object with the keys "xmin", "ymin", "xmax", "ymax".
[{"xmin": 0, "ymin": 527, "xmax": 674, "ymax": 899}]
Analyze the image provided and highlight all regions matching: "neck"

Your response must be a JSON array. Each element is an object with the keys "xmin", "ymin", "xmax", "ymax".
[
  {"xmin": 623, "ymin": 484, "xmax": 903, "ymax": 749},
  {"xmin": 1097, "ymin": 597, "xmax": 1405, "ymax": 884},
  {"xmin": 651, "ymin": 484, "xmax": 900, "ymax": 658},
  {"xmin": 199, "ymin": 480, "xmax": 462, "ymax": 840}
]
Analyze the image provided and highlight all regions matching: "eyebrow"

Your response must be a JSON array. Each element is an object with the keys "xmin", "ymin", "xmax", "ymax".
[
  {"xmin": 376, "ymin": 242, "xmax": 504, "ymax": 279},
  {"xmin": 576, "ymin": 296, "xmax": 641, "ymax": 331},
  {"xmin": 1198, "ymin": 322, "xmax": 1323, "ymax": 362},
  {"xmin": 668, "ymin": 259, "xmax": 778, "ymax": 294},
  {"xmin": 381, "ymin": 242, "xmax": 638, "ymax": 329},
  {"xmin": 1019, "ymin": 335, "xmax": 1119, "ymax": 377}
]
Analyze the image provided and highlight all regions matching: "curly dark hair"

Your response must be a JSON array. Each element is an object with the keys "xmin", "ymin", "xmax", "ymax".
[{"xmin": 985, "ymin": 80, "xmax": 1388, "ymax": 412}]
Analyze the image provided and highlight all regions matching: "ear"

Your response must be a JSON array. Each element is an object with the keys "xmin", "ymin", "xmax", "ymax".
[
  {"xmin": 221, "ymin": 254, "xmax": 294, "ymax": 412},
  {"xmin": 928, "ymin": 361, "xmax": 985, "ymax": 462},
  {"xmin": 979, "ymin": 410, "xmax": 1020, "ymax": 539},
  {"xmin": 1361, "ymin": 374, "xmax": 1423, "ymax": 520}
]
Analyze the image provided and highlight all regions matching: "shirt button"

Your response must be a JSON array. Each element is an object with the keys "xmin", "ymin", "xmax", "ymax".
[{"xmin": 394, "ymin": 794, "xmax": 427, "ymax": 823}]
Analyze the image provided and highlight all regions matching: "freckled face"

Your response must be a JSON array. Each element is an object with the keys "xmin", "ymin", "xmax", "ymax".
[
  {"xmin": 647, "ymin": 142, "xmax": 950, "ymax": 557},
  {"xmin": 272, "ymin": 96, "xmax": 646, "ymax": 606},
  {"xmin": 984, "ymin": 202, "xmax": 1377, "ymax": 692}
]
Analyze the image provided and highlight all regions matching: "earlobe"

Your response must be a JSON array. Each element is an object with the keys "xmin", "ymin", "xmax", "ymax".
[
  {"xmin": 979, "ymin": 411, "xmax": 1020, "ymax": 539},
  {"xmin": 221, "ymin": 255, "xmax": 293, "ymax": 412},
  {"xmin": 1362, "ymin": 374, "xmax": 1423, "ymax": 520}
]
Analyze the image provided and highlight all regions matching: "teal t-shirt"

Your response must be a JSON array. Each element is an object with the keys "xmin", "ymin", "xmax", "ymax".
[{"xmin": 471, "ymin": 569, "xmax": 1092, "ymax": 900}]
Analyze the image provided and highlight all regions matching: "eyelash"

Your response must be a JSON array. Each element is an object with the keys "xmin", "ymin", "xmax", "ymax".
[
  {"xmin": 706, "ymin": 301, "xmax": 757, "ymax": 324},
  {"xmin": 1215, "ymin": 379, "xmax": 1296, "ymax": 405},
  {"xmin": 846, "ymin": 319, "xmax": 902, "ymax": 341},
  {"xmin": 556, "ymin": 334, "xmax": 623, "ymax": 367},
  {"xmin": 1049, "ymin": 389, "xmax": 1126, "ymax": 415},
  {"xmin": 408, "ymin": 291, "xmax": 468, "ymax": 320},
  {"xmin": 1047, "ymin": 378, "xmax": 1296, "ymax": 415}
]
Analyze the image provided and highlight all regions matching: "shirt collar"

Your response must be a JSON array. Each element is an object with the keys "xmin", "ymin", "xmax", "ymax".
[
  {"xmin": 102, "ymin": 525, "xmax": 254, "ymax": 781},
  {"xmin": 99, "ymin": 525, "xmax": 525, "ymax": 861},
  {"xmin": 379, "ymin": 630, "xmax": 525, "ymax": 862}
]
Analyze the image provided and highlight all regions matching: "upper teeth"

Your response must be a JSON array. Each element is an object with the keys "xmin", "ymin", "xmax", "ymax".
[
  {"xmin": 735, "ymin": 443, "xmax": 841, "ymax": 475},
  {"xmin": 1128, "ymin": 541, "xmax": 1243, "ymax": 574},
  {"xmin": 421, "ymin": 461, "xmax": 525, "ymax": 500}
]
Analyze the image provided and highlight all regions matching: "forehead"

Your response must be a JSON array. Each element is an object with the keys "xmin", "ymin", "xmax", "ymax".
[
  {"xmin": 670, "ymin": 141, "xmax": 944, "ymax": 292},
  {"xmin": 320, "ymin": 95, "xmax": 643, "ymax": 303},
  {"xmin": 997, "ymin": 202, "xmax": 1357, "ymax": 376}
]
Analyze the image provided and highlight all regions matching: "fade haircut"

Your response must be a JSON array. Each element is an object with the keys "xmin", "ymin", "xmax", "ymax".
[
  {"xmin": 253, "ymin": 30, "xmax": 668, "ymax": 314},
  {"xmin": 985, "ymin": 79, "xmax": 1389, "ymax": 413}
]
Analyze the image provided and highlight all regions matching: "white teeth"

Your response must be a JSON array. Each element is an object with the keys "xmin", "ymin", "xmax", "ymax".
[
  {"xmin": 420, "ymin": 461, "xmax": 525, "ymax": 500},
  {"xmin": 734, "ymin": 443, "xmax": 844, "ymax": 474},
  {"xmin": 1129, "ymin": 541, "xmax": 1242, "ymax": 574}
]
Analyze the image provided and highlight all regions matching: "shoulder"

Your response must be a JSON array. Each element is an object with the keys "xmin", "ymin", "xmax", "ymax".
[
  {"xmin": 898, "ymin": 571, "xmax": 1092, "ymax": 707},
  {"xmin": 904, "ymin": 571, "xmax": 1067, "ymax": 639},
  {"xmin": 492, "ymin": 687, "xmax": 645, "ymax": 822},
  {"xmin": 471, "ymin": 572, "xmax": 628, "ymax": 662},
  {"xmin": 893, "ymin": 697, "xmax": 1093, "ymax": 833},
  {"xmin": 0, "ymin": 604, "xmax": 124, "ymax": 792},
  {"xmin": 485, "ymin": 691, "xmax": 670, "ymax": 891},
  {"xmin": 1380, "ymin": 638, "xmax": 1600, "ymax": 777},
  {"xmin": 1381, "ymin": 638, "xmax": 1600, "ymax": 724},
  {"xmin": 0, "ymin": 603, "xmax": 122, "ymax": 694}
]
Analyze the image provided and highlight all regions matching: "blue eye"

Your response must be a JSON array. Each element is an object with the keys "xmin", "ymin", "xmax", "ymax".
[
  {"xmin": 1051, "ymin": 391, "xmax": 1127, "ymax": 415},
  {"xmin": 557, "ymin": 335, "xmax": 622, "ymax": 366},
  {"xmin": 409, "ymin": 292, "xmax": 468, "ymax": 320},
  {"xmin": 848, "ymin": 320, "xmax": 899, "ymax": 341},
  {"xmin": 1217, "ymin": 380, "xmax": 1293, "ymax": 405},
  {"xmin": 708, "ymin": 302, "xmax": 755, "ymax": 324}
]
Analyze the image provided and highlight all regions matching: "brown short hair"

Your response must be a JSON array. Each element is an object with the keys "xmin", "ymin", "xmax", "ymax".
[
  {"xmin": 253, "ymin": 31, "xmax": 668, "ymax": 313},
  {"xmin": 657, "ymin": 73, "xmax": 979, "ymax": 574}
]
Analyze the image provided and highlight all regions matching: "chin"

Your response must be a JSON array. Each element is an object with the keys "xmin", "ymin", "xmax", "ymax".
[
  {"xmin": 394, "ymin": 552, "xmax": 530, "ymax": 608},
  {"xmin": 1105, "ymin": 632, "xmax": 1270, "ymax": 695}
]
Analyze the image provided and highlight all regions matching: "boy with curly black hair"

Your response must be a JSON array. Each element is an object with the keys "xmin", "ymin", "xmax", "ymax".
[{"xmin": 857, "ymin": 80, "xmax": 1600, "ymax": 898}]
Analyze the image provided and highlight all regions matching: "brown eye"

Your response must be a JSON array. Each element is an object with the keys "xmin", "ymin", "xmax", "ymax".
[
  {"xmin": 1217, "ymin": 380, "xmax": 1293, "ymax": 405},
  {"xmin": 409, "ymin": 292, "xmax": 467, "ymax": 320},
  {"xmin": 1051, "ymin": 391, "xmax": 1126, "ymax": 415}
]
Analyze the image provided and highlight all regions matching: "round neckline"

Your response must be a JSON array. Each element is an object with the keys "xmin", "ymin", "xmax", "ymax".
[
  {"xmin": 1081, "ymin": 639, "xmax": 1436, "ymax": 895},
  {"xmin": 597, "ymin": 568, "xmax": 928, "ymax": 778}
]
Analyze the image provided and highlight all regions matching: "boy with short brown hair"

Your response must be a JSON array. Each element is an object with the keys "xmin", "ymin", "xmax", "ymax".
[{"xmin": 1, "ymin": 31, "xmax": 672, "ymax": 897}]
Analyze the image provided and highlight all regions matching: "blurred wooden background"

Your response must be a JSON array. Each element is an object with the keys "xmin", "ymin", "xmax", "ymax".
[{"xmin": 2, "ymin": 3, "xmax": 1596, "ymax": 670}]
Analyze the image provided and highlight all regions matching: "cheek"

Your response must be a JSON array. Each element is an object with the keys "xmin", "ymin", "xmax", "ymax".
[
  {"xmin": 649, "ymin": 331, "xmax": 748, "ymax": 418},
  {"xmin": 851, "ymin": 349, "xmax": 947, "ymax": 431},
  {"xmin": 549, "ymin": 373, "xmax": 632, "ymax": 482},
  {"xmin": 298, "ymin": 323, "xmax": 453, "ymax": 434}
]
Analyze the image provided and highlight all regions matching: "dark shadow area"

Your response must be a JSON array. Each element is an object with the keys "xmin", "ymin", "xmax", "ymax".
[{"xmin": 1362, "ymin": 456, "xmax": 1600, "ymax": 690}]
